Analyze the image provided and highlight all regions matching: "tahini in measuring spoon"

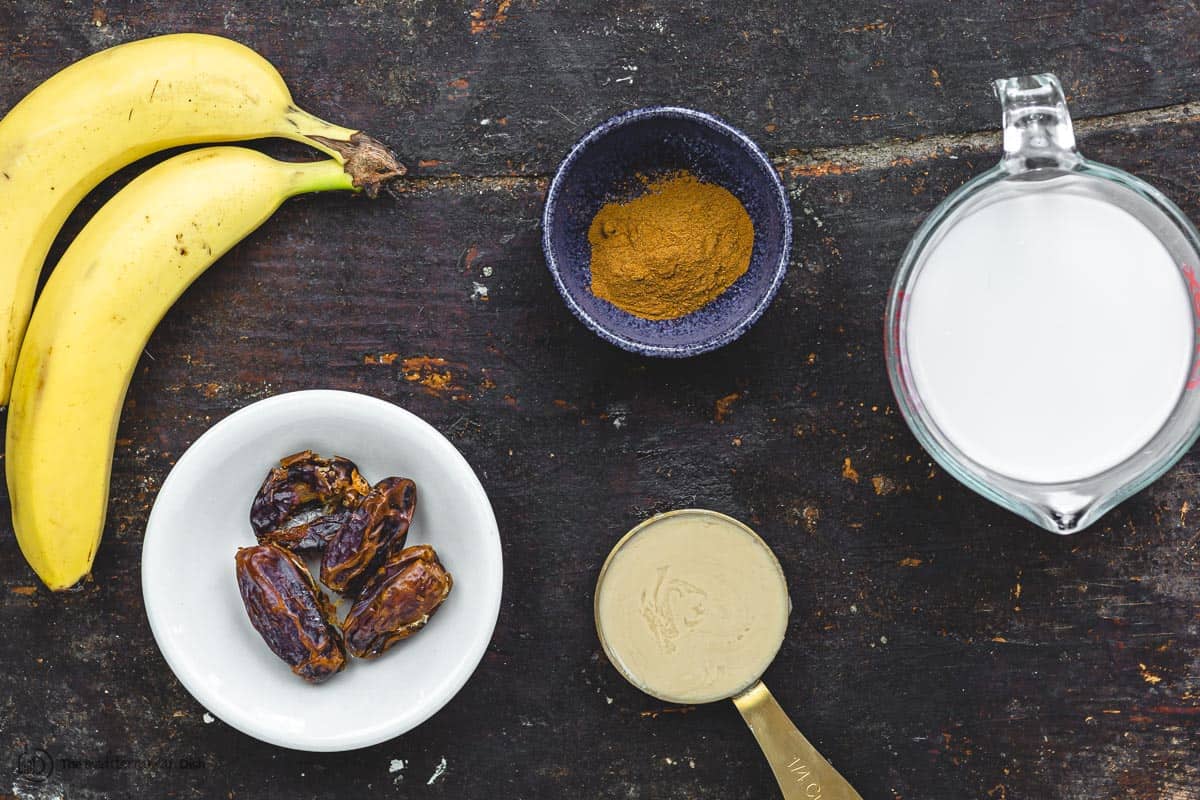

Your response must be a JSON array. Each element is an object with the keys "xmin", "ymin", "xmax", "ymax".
[{"xmin": 594, "ymin": 509, "xmax": 863, "ymax": 800}]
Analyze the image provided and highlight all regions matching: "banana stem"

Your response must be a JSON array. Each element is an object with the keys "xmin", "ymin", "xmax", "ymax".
[
  {"xmin": 285, "ymin": 106, "xmax": 406, "ymax": 198},
  {"xmin": 285, "ymin": 106, "xmax": 361, "ymax": 157},
  {"xmin": 289, "ymin": 159, "xmax": 359, "ymax": 196}
]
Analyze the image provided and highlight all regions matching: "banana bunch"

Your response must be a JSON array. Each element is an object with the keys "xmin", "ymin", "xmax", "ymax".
[{"xmin": 1, "ymin": 35, "xmax": 403, "ymax": 590}]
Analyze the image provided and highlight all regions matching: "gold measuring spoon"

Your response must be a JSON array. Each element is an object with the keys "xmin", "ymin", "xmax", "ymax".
[{"xmin": 594, "ymin": 509, "xmax": 862, "ymax": 800}]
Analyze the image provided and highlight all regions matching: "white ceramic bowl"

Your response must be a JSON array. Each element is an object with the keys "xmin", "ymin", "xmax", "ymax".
[{"xmin": 142, "ymin": 390, "xmax": 503, "ymax": 751}]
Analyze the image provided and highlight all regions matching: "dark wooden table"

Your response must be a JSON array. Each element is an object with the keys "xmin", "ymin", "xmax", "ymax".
[{"xmin": 4, "ymin": 2, "xmax": 1200, "ymax": 798}]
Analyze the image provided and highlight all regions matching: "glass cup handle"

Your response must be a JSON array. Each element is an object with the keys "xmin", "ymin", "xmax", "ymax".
[
  {"xmin": 732, "ymin": 681, "xmax": 864, "ymax": 800},
  {"xmin": 993, "ymin": 73, "xmax": 1082, "ymax": 173}
]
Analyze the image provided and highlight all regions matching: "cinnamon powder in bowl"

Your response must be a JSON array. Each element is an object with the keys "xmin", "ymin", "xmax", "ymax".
[
  {"xmin": 588, "ymin": 171, "xmax": 754, "ymax": 321},
  {"xmin": 542, "ymin": 105, "xmax": 792, "ymax": 358}
]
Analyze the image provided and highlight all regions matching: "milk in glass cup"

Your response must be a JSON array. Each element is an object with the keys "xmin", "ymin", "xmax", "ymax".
[{"xmin": 885, "ymin": 74, "xmax": 1200, "ymax": 533}]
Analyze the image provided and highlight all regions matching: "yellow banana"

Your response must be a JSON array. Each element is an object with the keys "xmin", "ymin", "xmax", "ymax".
[
  {"xmin": 6, "ymin": 147, "xmax": 360, "ymax": 590},
  {"xmin": 0, "ymin": 33, "xmax": 401, "ymax": 405}
]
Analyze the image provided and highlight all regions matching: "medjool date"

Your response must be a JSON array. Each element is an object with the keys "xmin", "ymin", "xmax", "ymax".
[
  {"xmin": 260, "ymin": 506, "xmax": 355, "ymax": 553},
  {"xmin": 235, "ymin": 543, "xmax": 347, "ymax": 683},
  {"xmin": 343, "ymin": 545, "xmax": 453, "ymax": 659},
  {"xmin": 250, "ymin": 450, "xmax": 370, "ymax": 551},
  {"xmin": 321, "ymin": 477, "xmax": 417, "ymax": 595}
]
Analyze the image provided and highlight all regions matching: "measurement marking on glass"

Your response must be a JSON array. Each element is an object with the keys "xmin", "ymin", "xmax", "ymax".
[{"xmin": 1181, "ymin": 264, "xmax": 1200, "ymax": 390}]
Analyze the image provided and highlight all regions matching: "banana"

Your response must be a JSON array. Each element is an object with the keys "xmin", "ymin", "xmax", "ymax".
[
  {"xmin": 0, "ymin": 33, "xmax": 402, "ymax": 405},
  {"xmin": 6, "ymin": 147, "xmax": 361, "ymax": 590}
]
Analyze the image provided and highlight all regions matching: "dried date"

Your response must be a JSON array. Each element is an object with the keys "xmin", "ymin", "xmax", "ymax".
[
  {"xmin": 321, "ymin": 477, "xmax": 417, "ymax": 595},
  {"xmin": 250, "ymin": 450, "xmax": 370, "ymax": 551},
  {"xmin": 261, "ymin": 506, "xmax": 356, "ymax": 553},
  {"xmin": 235, "ymin": 543, "xmax": 347, "ymax": 683},
  {"xmin": 342, "ymin": 545, "xmax": 453, "ymax": 659}
]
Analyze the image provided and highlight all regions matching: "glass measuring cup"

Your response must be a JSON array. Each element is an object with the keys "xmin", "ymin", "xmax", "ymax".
[
  {"xmin": 594, "ymin": 509, "xmax": 862, "ymax": 799},
  {"xmin": 885, "ymin": 74, "xmax": 1200, "ymax": 533}
]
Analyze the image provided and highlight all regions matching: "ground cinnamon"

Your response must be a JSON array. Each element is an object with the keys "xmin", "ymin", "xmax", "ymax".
[{"xmin": 587, "ymin": 172, "xmax": 754, "ymax": 320}]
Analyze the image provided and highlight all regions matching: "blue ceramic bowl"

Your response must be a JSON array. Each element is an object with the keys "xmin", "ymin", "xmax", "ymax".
[{"xmin": 542, "ymin": 106, "xmax": 792, "ymax": 357}]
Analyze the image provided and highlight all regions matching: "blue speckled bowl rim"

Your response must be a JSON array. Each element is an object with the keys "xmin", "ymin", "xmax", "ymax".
[{"xmin": 541, "ymin": 105, "xmax": 793, "ymax": 358}]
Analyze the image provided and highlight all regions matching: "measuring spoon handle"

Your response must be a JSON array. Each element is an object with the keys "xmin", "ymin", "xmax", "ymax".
[{"xmin": 732, "ymin": 681, "xmax": 863, "ymax": 800}]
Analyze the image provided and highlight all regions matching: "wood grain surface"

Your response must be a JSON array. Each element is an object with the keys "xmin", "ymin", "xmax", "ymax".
[{"xmin": 2, "ymin": 2, "xmax": 1200, "ymax": 799}]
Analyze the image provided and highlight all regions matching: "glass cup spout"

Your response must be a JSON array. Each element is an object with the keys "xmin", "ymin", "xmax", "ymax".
[{"xmin": 998, "ymin": 485, "xmax": 1107, "ymax": 535}]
